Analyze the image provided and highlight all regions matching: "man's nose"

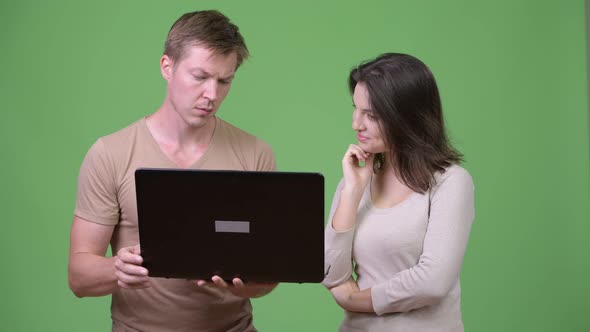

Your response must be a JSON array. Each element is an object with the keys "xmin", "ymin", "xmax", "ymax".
[{"xmin": 202, "ymin": 80, "xmax": 218, "ymax": 102}]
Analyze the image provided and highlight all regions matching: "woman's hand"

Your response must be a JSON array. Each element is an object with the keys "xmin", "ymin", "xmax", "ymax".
[
  {"xmin": 330, "ymin": 144, "xmax": 374, "ymax": 231},
  {"xmin": 330, "ymin": 277, "xmax": 360, "ymax": 308},
  {"xmin": 329, "ymin": 277, "xmax": 374, "ymax": 313},
  {"xmin": 341, "ymin": 144, "xmax": 374, "ymax": 198}
]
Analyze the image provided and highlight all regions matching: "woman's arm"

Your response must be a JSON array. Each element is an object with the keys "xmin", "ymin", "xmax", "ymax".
[
  {"xmin": 332, "ymin": 167, "xmax": 475, "ymax": 314},
  {"xmin": 370, "ymin": 166, "xmax": 475, "ymax": 314},
  {"xmin": 323, "ymin": 145, "xmax": 375, "ymax": 288},
  {"xmin": 330, "ymin": 278, "xmax": 374, "ymax": 313}
]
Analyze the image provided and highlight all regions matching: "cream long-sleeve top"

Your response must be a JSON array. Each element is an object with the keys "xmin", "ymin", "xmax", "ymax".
[{"xmin": 323, "ymin": 165, "xmax": 475, "ymax": 332}]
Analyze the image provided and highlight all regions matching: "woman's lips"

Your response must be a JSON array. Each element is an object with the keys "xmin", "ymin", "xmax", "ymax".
[{"xmin": 357, "ymin": 133, "xmax": 369, "ymax": 142}]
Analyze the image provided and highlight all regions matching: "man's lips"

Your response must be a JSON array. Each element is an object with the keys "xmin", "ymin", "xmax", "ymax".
[{"xmin": 195, "ymin": 107, "xmax": 213, "ymax": 114}]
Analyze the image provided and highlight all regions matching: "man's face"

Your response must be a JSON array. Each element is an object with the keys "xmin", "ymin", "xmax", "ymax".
[{"xmin": 161, "ymin": 45, "xmax": 238, "ymax": 128}]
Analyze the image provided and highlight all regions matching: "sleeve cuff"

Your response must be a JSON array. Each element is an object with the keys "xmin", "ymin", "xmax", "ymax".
[
  {"xmin": 74, "ymin": 209, "xmax": 119, "ymax": 226},
  {"xmin": 371, "ymin": 281, "xmax": 390, "ymax": 316}
]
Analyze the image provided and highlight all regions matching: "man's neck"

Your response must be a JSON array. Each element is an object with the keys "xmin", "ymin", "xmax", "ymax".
[
  {"xmin": 147, "ymin": 106, "xmax": 216, "ymax": 147},
  {"xmin": 145, "ymin": 105, "xmax": 217, "ymax": 168}
]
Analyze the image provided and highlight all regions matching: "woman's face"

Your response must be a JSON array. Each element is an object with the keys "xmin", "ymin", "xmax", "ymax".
[{"xmin": 352, "ymin": 82, "xmax": 387, "ymax": 153}]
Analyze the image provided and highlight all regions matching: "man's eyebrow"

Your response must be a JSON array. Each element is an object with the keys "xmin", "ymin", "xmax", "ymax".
[
  {"xmin": 190, "ymin": 68, "xmax": 234, "ymax": 80},
  {"xmin": 189, "ymin": 67, "xmax": 208, "ymax": 75}
]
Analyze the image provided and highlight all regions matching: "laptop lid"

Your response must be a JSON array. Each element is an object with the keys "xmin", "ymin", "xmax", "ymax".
[{"xmin": 135, "ymin": 168, "xmax": 325, "ymax": 283}]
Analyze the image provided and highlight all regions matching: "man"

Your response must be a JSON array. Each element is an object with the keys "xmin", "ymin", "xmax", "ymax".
[{"xmin": 68, "ymin": 10, "xmax": 277, "ymax": 332}]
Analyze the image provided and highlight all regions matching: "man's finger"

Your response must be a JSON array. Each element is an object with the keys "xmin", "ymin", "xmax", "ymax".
[
  {"xmin": 120, "ymin": 252, "xmax": 143, "ymax": 265},
  {"xmin": 116, "ymin": 260, "xmax": 148, "ymax": 276},
  {"xmin": 211, "ymin": 275, "xmax": 228, "ymax": 288},
  {"xmin": 232, "ymin": 278, "xmax": 245, "ymax": 287},
  {"xmin": 116, "ymin": 270, "xmax": 149, "ymax": 285}
]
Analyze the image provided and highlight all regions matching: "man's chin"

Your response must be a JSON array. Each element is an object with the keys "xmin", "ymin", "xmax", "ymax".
[{"xmin": 185, "ymin": 114, "xmax": 215, "ymax": 128}]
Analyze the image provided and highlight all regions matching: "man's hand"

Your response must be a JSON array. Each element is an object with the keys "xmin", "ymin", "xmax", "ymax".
[
  {"xmin": 114, "ymin": 244, "xmax": 150, "ymax": 289},
  {"xmin": 195, "ymin": 276, "xmax": 278, "ymax": 298}
]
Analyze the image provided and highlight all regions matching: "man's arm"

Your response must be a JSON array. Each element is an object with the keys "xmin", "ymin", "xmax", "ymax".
[{"xmin": 68, "ymin": 216, "xmax": 150, "ymax": 297}]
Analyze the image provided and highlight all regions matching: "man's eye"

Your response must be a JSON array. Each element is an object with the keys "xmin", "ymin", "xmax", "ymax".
[{"xmin": 193, "ymin": 76, "xmax": 206, "ymax": 81}]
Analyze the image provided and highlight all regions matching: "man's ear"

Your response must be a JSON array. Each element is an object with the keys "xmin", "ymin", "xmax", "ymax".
[{"xmin": 160, "ymin": 55, "xmax": 174, "ymax": 81}]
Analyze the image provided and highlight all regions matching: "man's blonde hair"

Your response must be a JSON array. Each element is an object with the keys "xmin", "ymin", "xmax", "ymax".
[{"xmin": 164, "ymin": 10, "xmax": 249, "ymax": 68}]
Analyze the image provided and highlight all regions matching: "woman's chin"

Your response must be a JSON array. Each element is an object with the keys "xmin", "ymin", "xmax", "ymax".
[{"xmin": 358, "ymin": 142, "xmax": 386, "ymax": 154}]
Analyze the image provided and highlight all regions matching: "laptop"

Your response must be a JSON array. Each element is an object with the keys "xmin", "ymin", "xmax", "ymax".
[{"xmin": 135, "ymin": 168, "xmax": 325, "ymax": 283}]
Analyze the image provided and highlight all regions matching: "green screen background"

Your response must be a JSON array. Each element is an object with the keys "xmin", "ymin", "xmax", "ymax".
[{"xmin": 1, "ymin": 0, "xmax": 588, "ymax": 331}]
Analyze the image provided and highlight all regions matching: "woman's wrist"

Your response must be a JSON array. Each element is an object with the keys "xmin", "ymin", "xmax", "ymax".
[
  {"xmin": 340, "ymin": 185, "xmax": 364, "ymax": 203},
  {"xmin": 332, "ymin": 190, "xmax": 363, "ymax": 231}
]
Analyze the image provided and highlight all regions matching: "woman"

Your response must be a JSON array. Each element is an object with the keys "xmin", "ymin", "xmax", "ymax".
[{"xmin": 323, "ymin": 53, "xmax": 475, "ymax": 332}]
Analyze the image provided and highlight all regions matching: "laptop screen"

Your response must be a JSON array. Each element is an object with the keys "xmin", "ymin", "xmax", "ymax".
[{"xmin": 135, "ymin": 168, "xmax": 325, "ymax": 283}]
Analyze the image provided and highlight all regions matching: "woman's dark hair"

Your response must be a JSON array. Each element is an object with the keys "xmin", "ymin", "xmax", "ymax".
[{"xmin": 348, "ymin": 53, "xmax": 463, "ymax": 193}]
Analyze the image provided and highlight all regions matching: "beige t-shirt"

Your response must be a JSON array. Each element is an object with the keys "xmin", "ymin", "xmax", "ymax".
[
  {"xmin": 323, "ymin": 165, "xmax": 475, "ymax": 332},
  {"xmin": 75, "ymin": 116, "xmax": 276, "ymax": 332}
]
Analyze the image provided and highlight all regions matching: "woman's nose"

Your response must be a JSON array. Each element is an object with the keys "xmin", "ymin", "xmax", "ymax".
[{"xmin": 352, "ymin": 110, "xmax": 364, "ymax": 131}]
